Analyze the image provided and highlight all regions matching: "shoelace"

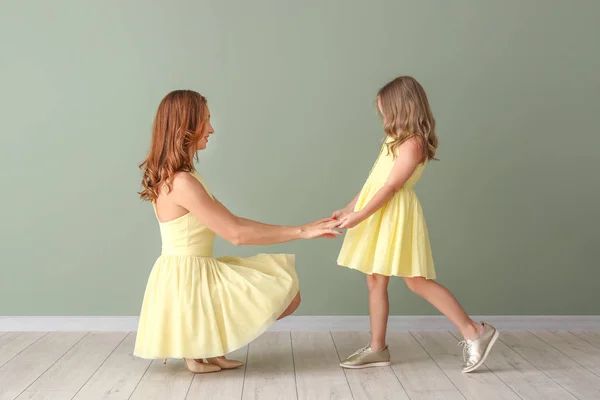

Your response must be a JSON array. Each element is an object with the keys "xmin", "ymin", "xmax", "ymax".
[
  {"xmin": 458, "ymin": 340, "xmax": 472, "ymax": 362},
  {"xmin": 349, "ymin": 345, "xmax": 370, "ymax": 358}
]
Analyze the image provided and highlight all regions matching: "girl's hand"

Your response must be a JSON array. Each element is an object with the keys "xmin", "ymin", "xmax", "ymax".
[
  {"xmin": 331, "ymin": 207, "xmax": 351, "ymax": 220},
  {"xmin": 300, "ymin": 218, "xmax": 343, "ymax": 239},
  {"xmin": 338, "ymin": 212, "xmax": 363, "ymax": 229}
]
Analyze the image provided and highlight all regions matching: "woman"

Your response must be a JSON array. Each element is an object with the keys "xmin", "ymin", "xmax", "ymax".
[{"xmin": 134, "ymin": 90, "xmax": 341, "ymax": 373}]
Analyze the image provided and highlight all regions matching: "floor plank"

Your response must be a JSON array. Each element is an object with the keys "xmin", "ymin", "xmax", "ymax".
[
  {"xmin": 291, "ymin": 332, "xmax": 353, "ymax": 400},
  {"xmin": 185, "ymin": 345, "xmax": 248, "ymax": 399},
  {"xmin": 72, "ymin": 332, "xmax": 152, "ymax": 400},
  {"xmin": 17, "ymin": 332, "xmax": 127, "ymax": 400},
  {"xmin": 332, "ymin": 331, "xmax": 409, "ymax": 400},
  {"xmin": 449, "ymin": 332, "xmax": 575, "ymax": 400},
  {"xmin": 12, "ymin": 392, "xmax": 72, "ymax": 400},
  {"xmin": 411, "ymin": 331, "xmax": 519, "ymax": 400},
  {"xmin": 0, "ymin": 332, "xmax": 87, "ymax": 400},
  {"xmin": 0, "ymin": 332, "xmax": 47, "ymax": 367},
  {"xmin": 532, "ymin": 331, "xmax": 600, "ymax": 376},
  {"xmin": 572, "ymin": 331, "xmax": 600, "ymax": 348},
  {"xmin": 242, "ymin": 331, "xmax": 297, "ymax": 400},
  {"xmin": 501, "ymin": 331, "xmax": 600, "ymax": 399},
  {"xmin": 128, "ymin": 359, "xmax": 194, "ymax": 400},
  {"xmin": 387, "ymin": 332, "xmax": 464, "ymax": 400}
]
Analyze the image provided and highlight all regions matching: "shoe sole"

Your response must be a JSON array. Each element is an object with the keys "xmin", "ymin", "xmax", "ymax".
[
  {"xmin": 340, "ymin": 361, "xmax": 391, "ymax": 369},
  {"xmin": 462, "ymin": 329, "xmax": 499, "ymax": 373}
]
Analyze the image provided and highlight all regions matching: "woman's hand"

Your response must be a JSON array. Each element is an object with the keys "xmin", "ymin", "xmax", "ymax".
[
  {"xmin": 299, "ymin": 218, "xmax": 343, "ymax": 239},
  {"xmin": 338, "ymin": 212, "xmax": 363, "ymax": 229}
]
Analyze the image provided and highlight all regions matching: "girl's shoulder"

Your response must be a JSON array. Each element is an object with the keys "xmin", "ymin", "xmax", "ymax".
[{"xmin": 384, "ymin": 135, "xmax": 426, "ymax": 160}]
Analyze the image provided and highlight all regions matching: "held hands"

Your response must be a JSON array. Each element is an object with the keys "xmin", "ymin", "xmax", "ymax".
[
  {"xmin": 299, "ymin": 205, "xmax": 364, "ymax": 240},
  {"xmin": 332, "ymin": 206, "xmax": 364, "ymax": 229},
  {"xmin": 336, "ymin": 212, "xmax": 363, "ymax": 229},
  {"xmin": 299, "ymin": 218, "xmax": 343, "ymax": 240},
  {"xmin": 331, "ymin": 206, "xmax": 351, "ymax": 220}
]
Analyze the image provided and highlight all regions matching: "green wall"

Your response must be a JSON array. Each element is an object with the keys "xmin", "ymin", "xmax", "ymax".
[{"xmin": 1, "ymin": 1, "xmax": 598, "ymax": 316}]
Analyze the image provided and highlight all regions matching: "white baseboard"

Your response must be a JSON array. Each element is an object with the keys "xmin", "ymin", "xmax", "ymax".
[{"xmin": 1, "ymin": 315, "xmax": 599, "ymax": 332}]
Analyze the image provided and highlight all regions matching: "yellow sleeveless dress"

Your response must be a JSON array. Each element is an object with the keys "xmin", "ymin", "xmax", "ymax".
[
  {"xmin": 134, "ymin": 170, "xmax": 299, "ymax": 360},
  {"xmin": 337, "ymin": 139, "xmax": 436, "ymax": 279}
]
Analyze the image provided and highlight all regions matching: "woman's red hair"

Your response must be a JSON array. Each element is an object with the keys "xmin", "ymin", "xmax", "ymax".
[{"xmin": 139, "ymin": 90, "xmax": 208, "ymax": 202}]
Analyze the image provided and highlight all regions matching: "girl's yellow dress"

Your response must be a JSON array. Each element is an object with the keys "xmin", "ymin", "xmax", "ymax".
[
  {"xmin": 337, "ymin": 139, "xmax": 436, "ymax": 279},
  {"xmin": 134, "ymin": 170, "xmax": 299, "ymax": 359}
]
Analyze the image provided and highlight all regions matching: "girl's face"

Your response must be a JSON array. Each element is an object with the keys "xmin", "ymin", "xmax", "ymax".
[{"xmin": 196, "ymin": 108, "xmax": 214, "ymax": 151}]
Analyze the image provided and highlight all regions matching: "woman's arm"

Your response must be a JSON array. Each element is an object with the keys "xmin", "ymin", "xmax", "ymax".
[
  {"xmin": 211, "ymin": 197, "xmax": 278, "ymax": 227},
  {"xmin": 212, "ymin": 197, "xmax": 339, "ymax": 240},
  {"xmin": 171, "ymin": 173, "xmax": 341, "ymax": 245},
  {"xmin": 338, "ymin": 138, "xmax": 423, "ymax": 229}
]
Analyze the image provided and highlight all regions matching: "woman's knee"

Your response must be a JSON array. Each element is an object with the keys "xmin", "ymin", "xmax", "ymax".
[
  {"xmin": 290, "ymin": 292, "xmax": 301, "ymax": 311},
  {"xmin": 278, "ymin": 292, "xmax": 301, "ymax": 320}
]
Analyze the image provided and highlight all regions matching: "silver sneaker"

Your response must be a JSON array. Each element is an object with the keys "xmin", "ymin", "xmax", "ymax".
[
  {"xmin": 459, "ymin": 322, "xmax": 499, "ymax": 373},
  {"xmin": 340, "ymin": 345, "xmax": 391, "ymax": 369}
]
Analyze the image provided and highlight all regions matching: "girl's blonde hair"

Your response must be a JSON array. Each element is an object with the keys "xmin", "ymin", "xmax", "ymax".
[
  {"xmin": 139, "ymin": 90, "xmax": 208, "ymax": 202},
  {"xmin": 377, "ymin": 76, "xmax": 438, "ymax": 161}
]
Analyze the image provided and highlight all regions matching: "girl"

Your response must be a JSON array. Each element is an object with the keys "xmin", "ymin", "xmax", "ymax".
[
  {"xmin": 334, "ymin": 76, "xmax": 498, "ymax": 373},
  {"xmin": 134, "ymin": 90, "xmax": 341, "ymax": 373}
]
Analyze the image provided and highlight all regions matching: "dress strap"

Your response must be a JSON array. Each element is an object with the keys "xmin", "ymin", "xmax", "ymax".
[{"xmin": 191, "ymin": 170, "xmax": 215, "ymax": 199}]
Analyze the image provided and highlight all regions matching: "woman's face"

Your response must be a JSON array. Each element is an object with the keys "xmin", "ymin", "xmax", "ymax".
[{"xmin": 197, "ymin": 107, "xmax": 214, "ymax": 151}]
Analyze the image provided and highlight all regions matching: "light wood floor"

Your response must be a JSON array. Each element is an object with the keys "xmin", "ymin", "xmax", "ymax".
[{"xmin": 1, "ymin": 330, "xmax": 600, "ymax": 399}]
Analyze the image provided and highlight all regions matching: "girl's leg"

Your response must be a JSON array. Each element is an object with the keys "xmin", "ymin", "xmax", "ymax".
[
  {"xmin": 367, "ymin": 273, "xmax": 390, "ymax": 350},
  {"xmin": 340, "ymin": 273, "xmax": 391, "ymax": 369},
  {"xmin": 403, "ymin": 277, "xmax": 481, "ymax": 339},
  {"xmin": 403, "ymin": 277, "xmax": 498, "ymax": 373}
]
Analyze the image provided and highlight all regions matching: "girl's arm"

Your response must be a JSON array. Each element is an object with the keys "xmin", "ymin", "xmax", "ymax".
[
  {"xmin": 339, "ymin": 138, "xmax": 423, "ymax": 229},
  {"xmin": 332, "ymin": 192, "xmax": 360, "ymax": 219},
  {"xmin": 345, "ymin": 192, "xmax": 361, "ymax": 211},
  {"xmin": 172, "ymin": 173, "xmax": 341, "ymax": 245}
]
